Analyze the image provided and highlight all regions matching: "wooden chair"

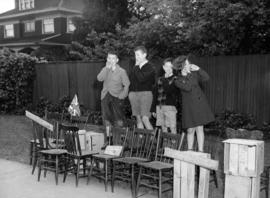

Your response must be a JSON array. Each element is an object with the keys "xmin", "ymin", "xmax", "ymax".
[
  {"xmin": 112, "ymin": 128, "xmax": 158, "ymax": 198},
  {"xmin": 44, "ymin": 109, "xmax": 65, "ymax": 123},
  {"xmin": 31, "ymin": 121, "xmax": 49, "ymax": 174},
  {"xmin": 60, "ymin": 123, "xmax": 98, "ymax": 187},
  {"xmin": 87, "ymin": 126, "xmax": 132, "ymax": 192},
  {"xmin": 70, "ymin": 114, "xmax": 90, "ymax": 129},
  {"xmin": 37, "ymin": 122, "xmax": 67, "ymax": 185},
  {"xmin": 136, "ymin": 131, "xmax": 183, "ymax": 198},
  {"xmin": 29, "ymin": 110, "xmax": 63, "ymax": 166}
]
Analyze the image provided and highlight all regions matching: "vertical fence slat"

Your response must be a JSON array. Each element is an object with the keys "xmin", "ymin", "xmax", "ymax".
[{"xmin": 34, "ymin": 54, "xmax": 270, "ymax": 124}]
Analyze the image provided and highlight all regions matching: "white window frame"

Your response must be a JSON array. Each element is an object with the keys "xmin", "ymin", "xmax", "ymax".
[
  {"xmin": 24, "ymin": 21, "xmax": 35, "ymax": 32},
  {"xmin": 19, "ymin": 0, "xmax": 35, "ymax": 10},
  {"xmin": 42, "ymin": 18, "xmax": 55, "ymax": 34},
  {"xmin": 4, "ymin": 24, "xmax": 15, "ymax": 38},
  {"xmin": 67, "ymin": 18, "xmax": 76, "ymax": 33}
]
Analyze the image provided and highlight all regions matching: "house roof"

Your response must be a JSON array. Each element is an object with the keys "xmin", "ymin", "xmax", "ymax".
[{"xmin": 0, "ymin": 0, "xmax": 86, "ymax": 20}]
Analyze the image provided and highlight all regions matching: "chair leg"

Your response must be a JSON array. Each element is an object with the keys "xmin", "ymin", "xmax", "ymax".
[
  {"xmin": 63, "ymin": 156, "xmax": 68, "ymax": 183},
  {"xmin": 212, "ymin": 170, "xmax": 218, "ymax": 188},
  {"xmin": 55, "ymin": 155, "xmax": 59, "ymax": 185},
  {"xmin": 31, "ymin": 152, "xmax": 38, "ymax": 175},
  {"xmin": 131, "ymin": 165, "xmax": 136, "ymax": 198},
  {"xmin": 83, "ymin": 159, "xmax": 86, "ymax": 176},
  {"xmin": 87, "ymin": 161, "xmax": 94, "ymax": 185},
  {"xmin": 136, "ymin": 167, "xmax": 143, "ymax": 198},
  {"xmin": 158, "ymin": 170, "xmax": 162, "ymax": 198},
  {"xmin": 29, "ymin": 142, "xmax": 33, "ymax": 165},
  {"xmin": 76, "ymin": 158, "xmax": 80, "ymax": 187},
  {"xmin": 37, "ymin": 158, "xmax": 42, "ymax": 182},
  {"xmin": 104, "ymin": 160, "xmax": 108, "ymax": 192},
  {"xmin": 111, "ymin": 161, "xmax": 114, "ymax": 193}
]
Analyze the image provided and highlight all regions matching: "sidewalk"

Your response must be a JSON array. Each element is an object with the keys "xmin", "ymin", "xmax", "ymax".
[{"xmin": 0, "ymin": 159, "xmax": 156, "ymax": 198}]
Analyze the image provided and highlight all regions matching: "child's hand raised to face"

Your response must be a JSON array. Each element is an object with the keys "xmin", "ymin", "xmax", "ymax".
[{"xmin": 189, "ymin": 64, "xmax": 200, "ymax": 71}]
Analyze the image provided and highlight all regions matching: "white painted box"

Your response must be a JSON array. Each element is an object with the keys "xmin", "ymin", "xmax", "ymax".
[{"xmin": 223, "ymin": 139, "xmax": 264, "ymax": 177}]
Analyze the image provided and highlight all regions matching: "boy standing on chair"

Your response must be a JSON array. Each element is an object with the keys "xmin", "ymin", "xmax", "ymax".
[
  {"xmin": 153, "ymin": 58, "xmax": 179, "ymax": 134},
  {"xmin": 97, "ymin": 51, "xmax": 130, "ymax": 147}
]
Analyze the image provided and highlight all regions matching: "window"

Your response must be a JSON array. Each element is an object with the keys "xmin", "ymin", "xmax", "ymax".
[
  {"xmin": 67, "ymin": 18, "xmax": 76, "ymax": 32},
  {"xmin": 4, "ymin": 24, "xmax": 14, "ymax": 38},
  {"xmin": 42, "ymin": 19, "xmax": 54, "ymax": 34},
  {"xmin": 19, "ymin": 0, "xmax": 35, "ymax": 10},
  {"xmin": 24, "ymin": 21, "xmax": 35, "ymax": 32}
]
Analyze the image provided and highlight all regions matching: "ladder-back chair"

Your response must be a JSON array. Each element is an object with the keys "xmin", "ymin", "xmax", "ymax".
[
  {"xmin": 87, "ymin": 126, "xmax": 132, "ymax": 192},
  {"xmin": 136, "ymin": 131, "xmax": 183, "ymax": 198},
  {"xmin": 112, "ymin": 128, "xmax": 158, "ymax": 198},
  {"xmin": 60, "ymin": 123, "xmax": 98, "ymax": 187}
]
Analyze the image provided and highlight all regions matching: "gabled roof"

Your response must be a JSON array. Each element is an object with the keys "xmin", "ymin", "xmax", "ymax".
[{"xmin": 0, "ymin": 0, "xmax": 86, "ymax": 20}]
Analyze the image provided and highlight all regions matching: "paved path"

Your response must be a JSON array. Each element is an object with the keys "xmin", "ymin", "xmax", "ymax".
[{"xmin": 0, "ymin": 159, "xmax": 156, "ymax": 198}]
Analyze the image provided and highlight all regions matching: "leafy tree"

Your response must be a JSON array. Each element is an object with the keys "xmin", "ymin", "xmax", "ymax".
[
  {"xmin": 72, "ymin": 0, "xmax": 131, "ymax": 44},
  {"xmin": 70, "ymin": 0, "xmax": 270, "ymax": 60}
]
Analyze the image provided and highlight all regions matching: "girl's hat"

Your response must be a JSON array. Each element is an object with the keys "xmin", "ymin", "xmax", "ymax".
[{"xmin": 172, "ymin": 55, "xmax": 188, "ymax": 70}]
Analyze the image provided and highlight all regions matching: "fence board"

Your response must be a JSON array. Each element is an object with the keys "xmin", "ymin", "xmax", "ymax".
[{"xmin": 33, "ymin": 54, "xmax": 270, "ymax": 124}]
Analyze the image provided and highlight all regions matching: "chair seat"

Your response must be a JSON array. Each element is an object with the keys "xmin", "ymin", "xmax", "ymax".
[
  {"xmin": 113, "ymin": 157, "xmax": 148, "ymax": 164},
  {"xmin": 138, "ymin": 161, "xmax": 173, "ymax": 170},
  {"xmin": 93, "ymin": 153, "xmax": 120, "ymax": 160},
  {"xmin": 69, "ymin": 150, "xmax": 99, "ymax": 157},
  {"xmin": 39, "ymin": 149, "xmax": 67, "ymax": 155}
]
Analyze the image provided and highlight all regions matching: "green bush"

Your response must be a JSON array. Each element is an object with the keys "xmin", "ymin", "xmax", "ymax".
[{"xmin": 0, "ymin": 48, "xmax": 37, "ymax": 114}]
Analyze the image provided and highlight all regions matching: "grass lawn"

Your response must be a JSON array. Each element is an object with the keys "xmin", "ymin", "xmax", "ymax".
[{"xmin": 0, "ymin": 115, "xmax": 32, "ymax": 164}]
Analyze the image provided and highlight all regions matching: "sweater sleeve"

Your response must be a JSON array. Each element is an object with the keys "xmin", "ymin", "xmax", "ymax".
[
  {"xmin": 174, "ymin": 77, "xmax": 192, "ymax": 92},
  {"xmin": 118, "ymin": 70, "xmax": 131, "ymax": 99},
  {"xmin": 197, "ymin": 68, "xmax": 210, "ymax": 82},
  {"xmin": 97, "ymin": 67, "xmax": 109, "ymax": 82}
]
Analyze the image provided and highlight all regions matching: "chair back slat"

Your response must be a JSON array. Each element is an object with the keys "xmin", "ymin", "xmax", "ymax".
[
  {"xmin": 111, "ymin": 126, "xmax": 134, "ymax": 157},
  {"xmin": 155, "ymin": 132, "xmax": 182, "ymax": 163},
  {"xmin": 59, "ymin": 123, "xmax": 80, "ymax": 155},
  {"xmin": 130, "ymin": 128, "xmax": 158, "ymax": 159},
  {"xmin": 45, "ymin": 109, "xmax": 65, "ymax": 123},
  {"xmin": 70, "ymin": 114, "xmax": 89, "ymax": 129}
]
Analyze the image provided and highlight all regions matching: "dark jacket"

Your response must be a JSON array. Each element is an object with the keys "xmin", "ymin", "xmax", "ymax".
[
  {"xmin": 129, "ymin": 62, "xmax": 156, "ymax": 92},
  {"xmin": 175, "ymin": 68, "xmax": 214, "ymax": 128},
  {"xmin": 153, "ymin": 75, "xmax": 179, "ymax": 107}
]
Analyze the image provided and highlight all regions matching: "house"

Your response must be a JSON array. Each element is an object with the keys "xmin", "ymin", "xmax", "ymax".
[{"xmin": 0, "ymin": 0, "xmax": 87, "ymax": 52}]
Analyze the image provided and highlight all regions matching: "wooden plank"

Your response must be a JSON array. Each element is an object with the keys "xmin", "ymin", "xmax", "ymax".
[
  {"xmin": 224, "ymin": 143, "xmax": 229, "ymax": 173},
  {"xmin": 247, "ymin": 146, "xmax": 256, "ymax": 173},
  {"xmin": 229, "ymin": 143, "xmax": 239, "ymax": 175},
  {"xmin": 238, "ymin": 145, "xmax": 248, "ymax": 176},
  {"xmin": 180, "ymin": 161, "xmax": 189, "ymax": 198},
  {"xmin": 164, "ymin": 148, "xmax": 219, "ymax": 171},
  {"xmin": 187, "ymin": 163, "xmax": 195, "ymax": 198},
  {"xmin": 224, "ymin": 175, "xmax": 251, "ymax": 198},
  {"xmin": 25, "ymin": 110, "xmax": 53, "ymax": 131},
  {"xmin": 173, "ymin": 160, "xmax": 181, "ymax": 198},
  {"xmin": 223, "ymin": 139, "xmax": 263, "ymax": 146},
  {"xmin": 251, "ymin": 176, "xmax": 260, "ymax": 198},
  {"xmin": 198, "ymin": 154, "xmax": 210, "ymax": 198},
  {"xmin": 198, "ymin": 167, "xmax": 210, "ymax": 198}
]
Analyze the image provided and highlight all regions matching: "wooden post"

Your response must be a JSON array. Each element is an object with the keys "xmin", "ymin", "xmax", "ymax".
[{"xmin": 164, "ymin": 148, "xmax": 218, "ymax": 198}]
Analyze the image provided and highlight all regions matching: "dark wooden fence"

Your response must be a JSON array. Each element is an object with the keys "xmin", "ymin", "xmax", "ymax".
[{"xmin": 33, "ymin": 54, "xmax": 270, "ymax": 124}]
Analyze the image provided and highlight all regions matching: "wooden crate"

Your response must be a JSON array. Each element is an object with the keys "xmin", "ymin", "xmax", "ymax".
[
  {"xmin": 223, "ymin": 139, "xmax": 264, "ymax": 177},
  {"xmin": 224, "ymin": 175, "xmax": 260, "ymax": 198},
  {"xmin": 78, "ymin": 130, "xmax": 104, "ymax": 151}
]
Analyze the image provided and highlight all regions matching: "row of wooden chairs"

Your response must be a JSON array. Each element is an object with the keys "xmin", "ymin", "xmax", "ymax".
[
  {"xmin": 30, "ymin": 116, "xmax": 185, "ymax": 198},
  {"xmin": 87, "ymin": 126, "xmax": 185, "ymax": 198}
]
